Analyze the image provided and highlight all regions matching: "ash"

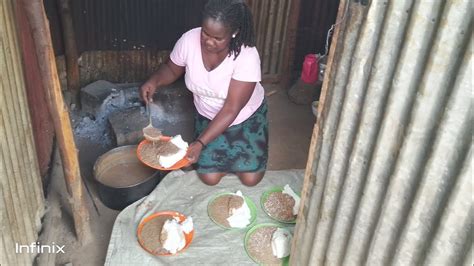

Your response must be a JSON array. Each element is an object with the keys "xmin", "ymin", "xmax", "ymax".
[{"xmin": 71, "ymin": 86, "xmax": 142, "ymax": 147}]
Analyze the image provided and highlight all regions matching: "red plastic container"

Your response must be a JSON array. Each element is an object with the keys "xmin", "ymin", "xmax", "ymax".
[{"xmin": 301, "ymin": 54, "xmax": 319, "ymax": 84}]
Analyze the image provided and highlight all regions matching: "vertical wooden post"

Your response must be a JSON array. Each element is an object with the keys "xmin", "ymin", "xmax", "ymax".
[
  {"xmin": 21, "ymin": 0, "xmax": 91, "ymax": 244},
  {"xmin": 290, "ymin": 0, "xmax": 349, "ymax": 264},
  {"xmin": 57, "ymin": 0, "xmax": 80, "ymax": 106},
  {"xmin": 281, "ymin": 0, "xmax": 301, "ymax": 89}
]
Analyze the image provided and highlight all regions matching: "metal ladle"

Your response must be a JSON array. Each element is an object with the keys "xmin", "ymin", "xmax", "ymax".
[{"xmin": 142, "ymin": 102, "xmax": 162, "ymax": 142}]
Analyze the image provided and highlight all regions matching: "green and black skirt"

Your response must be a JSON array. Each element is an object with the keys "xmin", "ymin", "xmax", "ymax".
[{"xmin": 194, "ymin": 100, "xmax": 268, "ymax": 174}]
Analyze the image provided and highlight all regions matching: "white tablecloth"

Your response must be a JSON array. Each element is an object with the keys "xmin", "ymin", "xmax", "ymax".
[{"xmin": 105, "ymin": 169, "xmax": 304, "ymax": 265}]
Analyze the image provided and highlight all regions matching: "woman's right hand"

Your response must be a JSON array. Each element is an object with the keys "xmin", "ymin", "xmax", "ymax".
[
  {"xmin": 140, "ymin": 59, "xmax": 185, "ymax": 103},
  {"xmin": 140, "ymin": 80, "xmax": 157, "ymax": 103},
  {"xmin": 186, "ymin": 141, "xmax": 204, "ymax": 165}
]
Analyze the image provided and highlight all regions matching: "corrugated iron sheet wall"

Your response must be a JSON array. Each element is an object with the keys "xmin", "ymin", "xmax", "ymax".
[
  {"xmin": 293, "ymin": 0, "xmax": 472, "ymax": 265},
  {"xmin": 45, "ymin": 0, "xmax": 207, "ymax": 54},
  {"xmin": 247, "ymin": 0, "xmax": 292, "ymax": 77},
  {"xmin": 72, "ymin": 50, "xmax": 170, "ymax": 86},
  {"xmin": 46, "ymin": 0, "xmax": 302, "ymax": 84},
  {"xmin": 0, "ymin": 0, "xmax": 45, "ymax": 265},
  {"xmin": 45, "ymin": 0, "xmax": 206, "ymax": 86}
]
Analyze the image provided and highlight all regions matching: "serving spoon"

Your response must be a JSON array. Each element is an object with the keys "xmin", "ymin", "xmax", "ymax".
[{"xmin": 142, "ymin": 102, "xmax": 162, "ymax": 142}]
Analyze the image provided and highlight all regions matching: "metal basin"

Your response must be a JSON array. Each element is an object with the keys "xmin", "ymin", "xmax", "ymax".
[{"xmin": 93, "ymin": 145, "xmax": 165, "ymax": 210}]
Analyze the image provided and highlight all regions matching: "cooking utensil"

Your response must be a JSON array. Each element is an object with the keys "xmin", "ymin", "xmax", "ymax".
[{"xmin": 143, "ymin": 102, "xmax": 162, "ymax": 142}]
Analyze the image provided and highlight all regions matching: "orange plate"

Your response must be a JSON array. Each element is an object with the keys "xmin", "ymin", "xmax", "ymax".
[
  {"xmin": 137, "ymin": 211, "xmax": 194, "ymax": 256},
  {"xmin": 137, "ymin": 137, "xmax": 190, "ymax": 171}
]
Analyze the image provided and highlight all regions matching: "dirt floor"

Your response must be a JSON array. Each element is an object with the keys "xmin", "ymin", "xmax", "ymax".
[{"xmin": 35, "ymin": 82, "xmax": 316, "ymax": 265}]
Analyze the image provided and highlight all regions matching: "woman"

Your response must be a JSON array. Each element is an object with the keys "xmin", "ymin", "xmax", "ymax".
[{"xmin": 140, "ymin": 0, "xmax": 268, "ymax": 186}]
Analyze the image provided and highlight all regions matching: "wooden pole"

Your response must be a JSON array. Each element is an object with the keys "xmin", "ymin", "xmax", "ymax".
[
  {"xmin": 281, "ymin": 0, "xmax": 301, "ymax": 89},
  {"xmin": 290, "ymin": 0, "xmax": 349, "ymax": 264},
  {"xmin": 57, "ymin": 0, "xmax": 80, "ymax": 106},
  {"xmin": 21, "ymin": 0, "xmax": 91, "ymax": 244}
]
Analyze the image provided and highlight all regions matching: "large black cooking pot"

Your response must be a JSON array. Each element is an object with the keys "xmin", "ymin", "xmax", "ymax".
[{"xmin": 93, "ymin": 145, "xmax": 166, "ymax": 210}]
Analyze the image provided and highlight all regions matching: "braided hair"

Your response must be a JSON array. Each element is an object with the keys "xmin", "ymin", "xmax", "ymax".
[{"xmin": 203, "ymin": 0, "xmax": 256, "ymax": 60}]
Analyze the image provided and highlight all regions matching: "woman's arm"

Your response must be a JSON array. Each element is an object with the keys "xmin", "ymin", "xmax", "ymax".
[
  {"xmin": 140, "ymin": 58, "xmax": 185, "ymax": 103},
  {"xmin": 186, "ymin": 79, "xmax": 256, "ymax": 163}
]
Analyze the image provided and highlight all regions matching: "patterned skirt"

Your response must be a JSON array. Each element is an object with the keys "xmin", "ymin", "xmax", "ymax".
[{"xmin": 194, "ymin": 100, "xmax": 268, "ymax": 174}]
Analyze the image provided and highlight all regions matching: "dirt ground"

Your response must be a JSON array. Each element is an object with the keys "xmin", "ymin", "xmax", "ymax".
[{"xmin": 35, "ymin": 82, "xmax": 316, "ymax": 265}]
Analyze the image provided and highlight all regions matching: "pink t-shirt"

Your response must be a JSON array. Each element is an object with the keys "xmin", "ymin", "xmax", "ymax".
[{"xmin": 170, "ymin": 27, "xmax": 265, "ymax": 126}]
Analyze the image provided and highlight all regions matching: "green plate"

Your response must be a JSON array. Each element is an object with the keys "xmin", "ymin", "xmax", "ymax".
[
  {"xmin": 207, "ymin": 192, "xmax": 257, "ymax": 230},
  {"xmin": 260, "ymin": 187, "xmax": 299, "ymax": 224},
  {"xmin": 244, "ymin": 223, "xmax": 291, "ymax": 266}
]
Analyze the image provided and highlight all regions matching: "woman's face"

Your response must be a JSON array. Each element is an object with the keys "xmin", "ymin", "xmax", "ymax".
[{"xmin": 201, "ymin": 18, "xmax": 233, "ymax": 54}]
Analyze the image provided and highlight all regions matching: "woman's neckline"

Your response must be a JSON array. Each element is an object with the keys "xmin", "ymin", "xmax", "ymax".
[{"xmin": 200, "ymin": 41, "xmax": 229, "ymax": 73}]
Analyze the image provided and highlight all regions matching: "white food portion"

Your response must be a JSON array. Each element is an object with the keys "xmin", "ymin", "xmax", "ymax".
[
  {"xmin": 160, "ymin": 216, "xmax": 193, "ymax": 254},
  {"xmin": 161, "ymin": 218, "xmax": 186, "ymax": 254},
  {"xmin": 181, "ymin": 216, "xmax": 194, "ymax": 234},
  {"xmin": 283, "ymin": 184, "xmax": 300, "ymax": 215},
  {"xmin": 271, "ymin": 228, "xmax": 292, "ymax": 258},
  {"xmin": 158, "ymin": 135, "xmax": 188, "ymax": 168},
  {"xmin": 226, "ymin": 190, "xmax": 252, "ymax": 228}
]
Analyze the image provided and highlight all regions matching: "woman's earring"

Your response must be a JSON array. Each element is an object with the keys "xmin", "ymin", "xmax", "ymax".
[{"xmin": 232, "ymin": 34, "xmax": 236, "ymax": 38}]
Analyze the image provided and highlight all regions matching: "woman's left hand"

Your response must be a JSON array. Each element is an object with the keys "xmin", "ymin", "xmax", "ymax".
[{"xmin": 186, "ymin": 141, "xmax": 204, "ymax": 165}]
